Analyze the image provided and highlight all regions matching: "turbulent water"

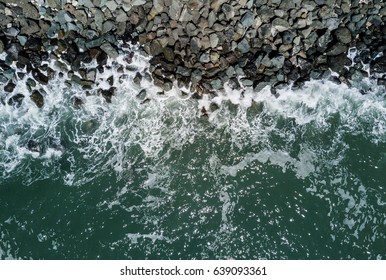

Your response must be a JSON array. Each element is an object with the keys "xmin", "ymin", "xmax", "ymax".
[{"xmin": 1, "ymin": 47, "xmax": 385, "ymax": 259}]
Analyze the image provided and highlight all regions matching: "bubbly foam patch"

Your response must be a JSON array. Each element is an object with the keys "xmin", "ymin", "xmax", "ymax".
[{"xmin": 0, "ymin": 48, "xmax": 385, "ymax": 185}]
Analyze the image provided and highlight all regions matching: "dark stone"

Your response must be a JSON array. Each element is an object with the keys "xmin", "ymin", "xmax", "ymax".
[
  {"xmin": 32, "ymin": 69, "xmax": 49, "ymax": 85},
  {"xmin": 30, "ymin": 90, "xmax": 44, "ymax": 108},
  {"xmin": 6, "ymin": 43, "xmax": 22, "ymax": 61},
  {"xmin": 97, "ymin": 51, "xmax": 108, "ymax": 66},
  {"xmin": 27, "ymin": 140, "xmax": 41, "ymax": 153},
  {"xmin": 101, "ymin": 87, "xmax": 116, "ymax": 103},
  {"xmin": 371, "ymin": 56, "xmax": 386, "ymax": 73},
  {"xmin": 133, "ymin": 72, "xmax": 142, "ymax": 85},
  {"xmin": 7, "ymin": 94, "xmax": 24, "ymax": 108},
  {"xmin": 29, "ymin": 53, "xmax": 42, "ymax": 67},
  {"xmin": 71, "ymin": 96, "xmax": 83, "ymax": 107},
  {"xmin": 4, "ymin": 82, "xmax": 16, "ymax": 93}
]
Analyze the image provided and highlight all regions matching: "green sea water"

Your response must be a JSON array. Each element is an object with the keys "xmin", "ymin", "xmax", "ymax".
[{"xmin": 1, "ymin": 51, "xmax": 386, "ymax": 259}]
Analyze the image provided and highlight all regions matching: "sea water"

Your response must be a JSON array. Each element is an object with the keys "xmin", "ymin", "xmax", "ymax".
[{"xmin": 0, "ymin": 47, "xmax": 385, "ymax": 259}]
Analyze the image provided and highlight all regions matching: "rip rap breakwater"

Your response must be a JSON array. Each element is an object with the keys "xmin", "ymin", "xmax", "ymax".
[{"xmin": 0, "ymin": 0, "xmax": 386, "ymax": 99}]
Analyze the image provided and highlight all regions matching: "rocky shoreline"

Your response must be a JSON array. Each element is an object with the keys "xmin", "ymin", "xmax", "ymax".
[{"xmin": 1, "ymin": 0, "xmax": 386, "ymax": 106}]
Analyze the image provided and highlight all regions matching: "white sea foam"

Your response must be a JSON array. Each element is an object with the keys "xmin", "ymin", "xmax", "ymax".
[{"xmin": 0, "ymin": 48, "xmax": 385, "ymax": 185}]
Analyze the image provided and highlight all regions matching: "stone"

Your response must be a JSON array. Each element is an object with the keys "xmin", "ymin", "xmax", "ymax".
[
  {"xmin": 237, "ymin": 38, "xmax": 250, "ymax": 54},
  {"xmin": 271, "ymin": 55, "xmax": 285, "ymax": 69},
  {"xmin": 222, "ymin": 4, "xmax": 235, "ymax": 20},
  {"xmin": 191, "ymin": 69, "xmax": 202, "ymax": 83},
  {"xmin": 149, "ymin": 40, "xmax": 164, "ymax": 56},
  {"xmin": 241, "ymin": 11, "xmax": 255, "ymax": 28},
  {"xmin": 272, "ymin": 18, "xmax": 290, "ymax": 32},
  {"xmin": 23, "ymin": 3, "xmax": 40, "ymax": 20},
  {"xmin": 30, "ymin": 90, "xmax": 44, "ymax": 108},
  {"xmin": 100, "ymin": 42, "xmax": 119, "ymax": 59},
  {"xmin": 326, "ymin": 42, "xmax": 347, "ymax": 56},
  {"xmin": 176, "ymin": 66, "xmax": 192, "ymax": 76},
  {"xmin": 4, "ymin": 82, "xmax": 16, "ymax": 93},
  {"xmin": 106, "ymin": 0, "xmax": 118, "ymax": 12},
  {"xmin": 170, "ymin": 1, "xmax": 183, "ymax": 21},
  {"xmin": 163, "ymin": 47, "xmax": 175, "ymax": 62},
  {"xmin": 317, "ymin": 31, "xmax": 331, "ymax": 52},
  {"xmin": 191, "ymin": 37, "xmax": 201, "ymax": 53},
  {"xmin": 103, "ymin": 20, "xmax": 115, "ymax": 33},
  {"xmin": 210, "ymin": 0, "xmax": 227, "ymax": 11},
  {"xmin": 4, "ymin": 27, "xmax": 19, "ymax": 37},
  {"xmin": 8, "ymin": 94, "xmax": 24, "ymax": 108},
  {"xmin": 334, "ymin": 27, "xmax": 352, "ymax": 44},
  {"xmin": 209, "ymin": 33, "xmax": 219, "ymax": 49},
  {"xmin": 0, "ymin": 14, "xmax": 12, "ymax": 26},
  {"xmin": 32, "ymin": 69, "xmax": 49, "ymax": 85},
  {"xmin": 210, "ymin": 79, "xmax": 223, "ymax": 90}
]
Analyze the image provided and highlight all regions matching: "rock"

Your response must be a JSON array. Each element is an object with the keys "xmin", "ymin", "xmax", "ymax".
[
  {"xmin": 317, "ymin": 31, "xmax": 331, "ymax": 52},
  {"xmin": 241, "ymin": 11, "xmax": 255, "ymax": 28},
  {"xmin": 170, "ymin": 1, "xmax": 183, "ymax": 21},
  {"xmin": 176, "ymin": 66, "xmax": 192, "ymax": 76},
  {"xmin": 199, "ymin": 53, "xmax": 210, "ymax": 63},
  {"xmin": 100, "ymin": 42, "xmax": 119, "ymax": 59},
  {"xmin": 209, "ymin": 33, "xmax": 219, "ymax": 49},
  {"xmin": 102, "ymin": 20, "xmax": 115, "ymax": 33},
  {"xmin": 334, "ymin": 27, "xmax": 352, "ymax": 44},
  {"xmin": 8, "ymin": 94, "xmax": 24, "ymax": 108},
  {"xmin": 326, "ymin": 42, "xmax": 347, "ymax": 56},
  {"xmin": 23, "ymin": 3, "xmax": 40, "ymax": 20},
  {"xmin": 271, "ymin": 55, "xmax": 285, "ymax": 69},
  {"xmin": 0, "ymin": 14, "xmax": 12, "ymax": 26},
  {"xmin": 32, "ymin": 69, "xmax": 49, "ymax": 85},
  {"xmin": 237, "ymin": 38, "xmax": 250, "ymax": 54},
  {"xmin": 4, "ymin": 27, "xmax": 19, "ymax": 37},
  {"xmin": 149, "ymin": 39, "xmax": 164, "ymax": 56},
  {"xmin": 163, "ymin": 47, "xmax": 175, "ymax": 62},
  {"xmin": 136, "ymin": 89, "xmax": 147, "ymax": 100},
  {"xmin": 101, "ymin": 87, "xmax": 116, "ymax": 103},
  {"xmin": 133, "ymin": 72, "xmax": 142, "ymax": 85},
  {"xmin": 4, "ymin": 82, "xmax": 16, "ymax": 93},
  {"xmin": 191, "ymin": 69, "xmax": 202, "ymax": 83},
  {"xmin": 210, "ymin": 79, "xmax": 223, "ymax": 90},
  {"xmin": 190, "ymin": 37, "xmax": 201, "ymax": 53},
  {"xmin": 272, "ymin": 18, "xmax": 290, "ymax": 32},
  {"xmin": 222, "ymin": 4, "xmax": 235, "ymax": 20},
  {"xmin": 6, "ymin": 43, "xmax": 23, "ymax": 61},
  {"xmin": 30, "ymin": 90, "xmax": 44, "ymax": 108},
  {"xmin": 371, "ymin": 56, "xmax": 386, "ymax": 73},
  {"xmin": 211, "ymin": 0, "xmax": 227, "ymax": 11}
]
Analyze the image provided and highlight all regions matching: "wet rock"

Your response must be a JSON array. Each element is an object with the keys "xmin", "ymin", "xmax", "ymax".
[
  {"xmin": 177, "ymin": 66, "xmax": 192, "ymax": 77},
  {"xmin": 371, "ymin": 56, "xmax": 386, "ymax": 73},
  {"xmin": 100, "ymin": 42, "xmax": 119, "ymax": 59},
  {"xmin": 30, "ymin": 90, "xmax": 44, "ymax": 108},
  {"xmin": 334, "ymin": 27, "xmax": 352, "ymax": 44},
  {"xmin": 6, "ymin": 43, "xmax": 23, "ymax": 61},
  {"xmin": 32, "ymin": 69, "xmax": 49, "ymax": 85},
  {"xmin": 326, "ymin": 42, "xmax": 347, "ymax": 56},
  {"xmin": 4, "ymin": 82, "xmax": 16, "ymax": 93},
  {"xmin": 101, "ymin": 87, "xmax": 116, "ymax": 103},
  {"xmin": 7, "ymin": 94, "xmax": 24, "ymax": 108}
]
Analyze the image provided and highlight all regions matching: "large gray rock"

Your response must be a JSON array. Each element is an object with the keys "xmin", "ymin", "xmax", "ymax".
[
  {"xmin": 222, "ymin": 4, "xmax": 235, "ymax": 20},
  {"xmin": 334, "ymin": 27, "xmax": 352, "ymax": 44},
  {"xmin": 241, "ymin": 11, "xmax": 255, "ymax": 28}
]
